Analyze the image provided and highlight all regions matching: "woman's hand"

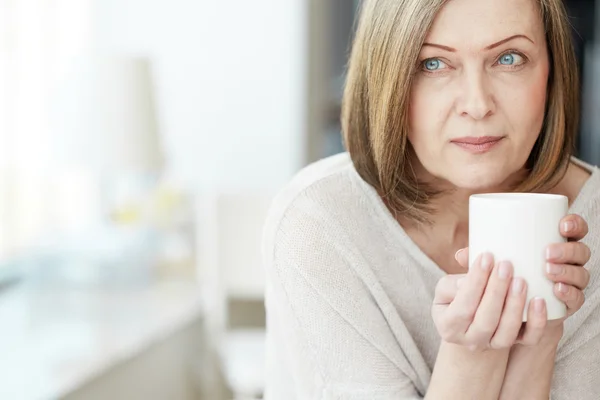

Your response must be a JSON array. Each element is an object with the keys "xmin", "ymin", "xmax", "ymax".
[
  {"xmin": 432, "ymin": 253, "xmax": 548, "ymax": 351},
  {"xmin": 441, "ymin": 213, "xmax": 592, "ymax": 353},
  {"xmin": 454, "ymin": 214, "xmax": 591, "ymax": 319},
  {"xmin": 496, "ymin": 214, "xmax": 590, "ymax": 399},
  {"xmin": 544, "ymin": 214, "xmax": 591, "ymax": 317}
]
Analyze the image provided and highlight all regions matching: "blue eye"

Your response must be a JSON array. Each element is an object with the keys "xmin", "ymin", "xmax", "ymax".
[
  {"xmin": 498, "ymin": 52, "xmax": 524, "ymax": 66},
  {"xmin": 423, "ymin": 58, "xmax": 447, "ymax": 71}
]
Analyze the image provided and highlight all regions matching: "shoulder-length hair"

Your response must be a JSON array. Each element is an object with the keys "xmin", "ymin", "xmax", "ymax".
[{"xmin": 342, "ymin": 0, "xmax": 579, "ymax": 222}]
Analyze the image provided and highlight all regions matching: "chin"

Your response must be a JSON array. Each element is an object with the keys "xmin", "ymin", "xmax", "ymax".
[{"xmin": 445, "ymin": 165, "xmax": 512, "ymax": 192}]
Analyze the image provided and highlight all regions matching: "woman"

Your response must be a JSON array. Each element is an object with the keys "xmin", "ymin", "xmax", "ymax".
[{"xmin": 263, "ymin": 0, "xmax": 599, "ymax": 398}]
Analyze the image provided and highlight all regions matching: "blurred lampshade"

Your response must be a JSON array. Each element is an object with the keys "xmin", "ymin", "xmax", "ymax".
[{"xmin": 54, "ymin": 53, "xmax": 164, "ymax": 175}]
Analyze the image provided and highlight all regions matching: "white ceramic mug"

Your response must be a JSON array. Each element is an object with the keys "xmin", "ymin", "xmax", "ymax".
[{"xmin": 469, "ymin": 193, "xmax": 568, "ymax": 321}]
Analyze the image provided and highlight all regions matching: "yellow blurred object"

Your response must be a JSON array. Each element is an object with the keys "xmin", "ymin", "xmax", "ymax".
[
  {"xmin": 111, "ymin": 204, "xmax": 143, "ymax": 224},
  {"xmin": 107, "ymin": 177, "xmax": 195, "ymax": 280}
]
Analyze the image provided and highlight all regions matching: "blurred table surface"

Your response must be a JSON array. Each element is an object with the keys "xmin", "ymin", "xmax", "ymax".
[{"xmin": 0, "ymin": 279, "xmax": 204, "ymax": 400}]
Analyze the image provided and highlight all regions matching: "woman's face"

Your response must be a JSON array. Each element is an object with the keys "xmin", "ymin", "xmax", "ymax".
[{"xmin": 409, "ymin": 0, "xmax": 549, "ymax": 190}]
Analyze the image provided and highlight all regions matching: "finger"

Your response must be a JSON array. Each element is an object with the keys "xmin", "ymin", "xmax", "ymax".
[
  {"xmin": 554, "ymin": 283, "xmax": 585, "ymax": 316},
  {"xmin": 466, "ymin": 260, "xmax": 513, "ymax": 344},
  {"xmin": 560, "ymin": 214, "xmax": 588, "ymax": 241},
  {"xmin": 546, "ymin": 242, "xmax": 591, "ymax": 266},
  {"xmin": 455, "ymin": 247, "xmax": 469, "ymax": 269},
  {"xmin": 490, "ymin": 277, "xmax": 527, "ymax": 349},
  {"xmin": 517, "ymin": 297, "xmax": 547, "ymax": 346},
  {"xmin": 433, "ymin": 274, "xmax": 466, "ymax": 304},
  {"xmin": 445, "ymin": 253, "xmax": 494, "ymax": 333},
  {"xmin": 545, "ymin": 263, "xmax": 590, "ymax": 291}
]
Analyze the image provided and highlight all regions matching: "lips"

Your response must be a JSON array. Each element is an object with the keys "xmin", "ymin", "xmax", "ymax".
[
  {"xmin": 451, "ymin": 136, "xmax": 504, "ymax": 145},
  {"xmin": 451, "ymin": 136, "xmax": 504, "ymax": 154}
]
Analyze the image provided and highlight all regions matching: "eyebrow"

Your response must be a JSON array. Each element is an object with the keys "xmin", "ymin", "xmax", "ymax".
[{"xmin": 422, "ymin": 34, "xmax": 534, "ymax": 52}]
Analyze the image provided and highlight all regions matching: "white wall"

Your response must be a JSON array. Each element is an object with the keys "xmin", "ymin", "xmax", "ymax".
[{"xmin": 92, "ymin": 0, "xmax": 308, "ymax": 191}]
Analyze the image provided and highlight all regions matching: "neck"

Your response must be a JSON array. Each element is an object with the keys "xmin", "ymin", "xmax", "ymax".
[
  {"xmin": 389, "ymin": 157, "xmax": 588, "ymax": 274},
  {"xmin": 400, "ymin": 159, "xmax": 529, "ymax": 250}
]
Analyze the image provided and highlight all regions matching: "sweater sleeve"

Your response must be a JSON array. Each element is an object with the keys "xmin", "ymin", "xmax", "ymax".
[
  {"xmin": 549, "ymin": 204, "xmax": 600, "ymax": 399},
  {"xmin": 263, "ymin": 193, "xmax": 424, "ymax": 400}
]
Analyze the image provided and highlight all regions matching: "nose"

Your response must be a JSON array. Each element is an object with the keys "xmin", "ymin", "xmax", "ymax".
[{"xmin": 456, "ymin": 69, "xmax": 495, "ymax": 120}]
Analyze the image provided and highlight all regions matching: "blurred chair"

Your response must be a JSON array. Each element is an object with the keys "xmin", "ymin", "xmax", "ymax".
[
  {"xmin": 195, "ymin": 191, "xmax": 272, "ymax": 400},
  {"xmin": 220, "ymin": 328, "xmax": 266, "ymax": 400}
]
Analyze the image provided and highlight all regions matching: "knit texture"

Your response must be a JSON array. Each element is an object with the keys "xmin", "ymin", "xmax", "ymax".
[{"xmin": 263, "ymin": 152, "xmax": 600, "ymax": 399}]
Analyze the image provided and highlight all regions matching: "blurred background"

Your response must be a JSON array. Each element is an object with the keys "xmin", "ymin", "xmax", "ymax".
[{"xmin": 0, "ymin": 0, "xmax": 597, "ymax": 399}]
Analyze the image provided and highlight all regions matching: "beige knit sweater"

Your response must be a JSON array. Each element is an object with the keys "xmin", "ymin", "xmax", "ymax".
[{"xmin": 263, "ymin": 152, "xmax": 600, "ymax": 399}]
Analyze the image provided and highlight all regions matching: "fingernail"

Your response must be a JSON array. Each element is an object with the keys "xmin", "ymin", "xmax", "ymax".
[
  {"xmin": 511, "ymin": 278, "xmax": 524, "ymax": 295},
  {"xmin": 546, "ymin": 246, "xmax": 563, "ymax": 260},
  {"xmin": 558, "ymin": 282, "xmax": 570, "ymax": 294},
  {"xmin": 534, "ymin": 298, "xmax": 546, "ymax": 314},
  {"xmin": 498, "ymin": 261, "xmax": 512, "ymax": 280},
  {"xmin": 454, "ymin": 249, "xmax": 464, "ymax": 261},
  {"xmin": 546, "ymin": 263, "xmax": 563, "ymax": 275},
  {"xmin": 563, "ymin": 220, "xmax": 576, "ymax": 233},
  {"xmin": 480, "ymin": 253, "xmax": 493, "ymax": 271}
]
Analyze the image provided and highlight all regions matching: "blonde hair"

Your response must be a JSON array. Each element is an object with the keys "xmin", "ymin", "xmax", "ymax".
[{"xmin": 342, "ymin": 0, "xmax": 579, "ymax": 223}]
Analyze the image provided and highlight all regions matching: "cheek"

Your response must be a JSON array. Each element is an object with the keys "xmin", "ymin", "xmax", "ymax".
[
  {"xmin": 501, "ymin": 73, "xmax": 548, "ymax": 138},
  {"xmin": 408, "ymin": 81, "xmax": 451, "ymax": 144}
]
